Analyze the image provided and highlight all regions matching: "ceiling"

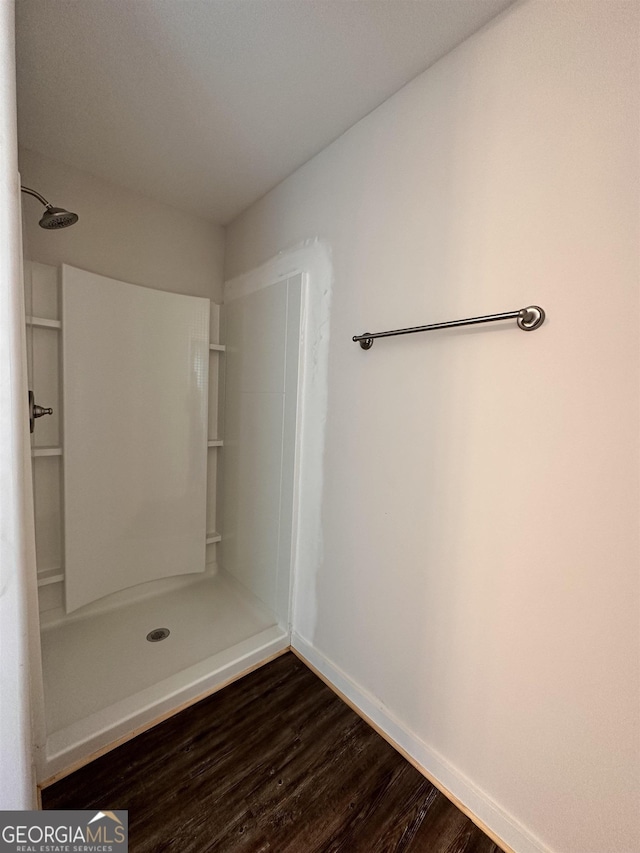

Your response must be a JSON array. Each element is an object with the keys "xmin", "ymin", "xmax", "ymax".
[{"xmin": 16, "ymin": 0, "xmax": 514, "ymax": 225}]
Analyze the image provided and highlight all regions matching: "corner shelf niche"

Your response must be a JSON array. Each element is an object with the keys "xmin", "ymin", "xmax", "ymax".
[
  {"xmin": 37, "ymin": 568, "xmax": 65, "ymax": 588},
  {"xmin": 206, "ymin": 304, "xmax": 224, "ymax": 554},
  {"xmin": 26, "ymin": 316, "xmax": 61, "ymax": 330},
  {"xmin": 26, "ymin": 276, "xmax": 66, "ymax": 596}
]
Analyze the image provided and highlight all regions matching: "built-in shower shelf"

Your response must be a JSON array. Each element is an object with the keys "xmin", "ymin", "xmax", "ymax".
[
  {"xmin": 37, "ymin": 568, "xmax": 64, "ymax": 587},
  {"xmin": 209, "ymin": 344, "xmax": 226, "ymax": 352},
  {"xmin": 206, "ymin": 532, "xmax": 222, "ymax": 545},
  {"xmin": 208, "ymin": 439, "xmax": 224, "ymax": 447},
  {"xmin": 32, "ymin": 446, "xmax": 62, "ymax": 457},
  {"xmin": 26, "ymin": 316, "xmax": 61, "ymax": 329}
]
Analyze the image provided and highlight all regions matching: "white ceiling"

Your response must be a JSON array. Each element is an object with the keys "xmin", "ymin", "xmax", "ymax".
[{"xmin": 16, "ymin": 0, "xmax": 514, "ymax": 225}]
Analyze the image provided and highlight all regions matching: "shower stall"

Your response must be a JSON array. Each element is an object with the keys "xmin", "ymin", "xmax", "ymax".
[{"xmin": 25, "ymin": 250, "xmax": 306, "ymax": 782}]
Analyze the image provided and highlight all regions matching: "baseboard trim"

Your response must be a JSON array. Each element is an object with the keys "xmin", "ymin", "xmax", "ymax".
[{"xmin": 291, "ymin": 633, "xmax": 551, "ymax": 853}]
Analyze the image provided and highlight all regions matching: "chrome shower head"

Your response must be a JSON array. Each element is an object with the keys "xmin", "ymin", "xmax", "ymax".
[
  {"xmin": 39, "ymin": 206, "xmax": 79, "ymax": 230},
  {"xmin": 21, "ymin": 185, "xmax": 79, "ymax": 229}
]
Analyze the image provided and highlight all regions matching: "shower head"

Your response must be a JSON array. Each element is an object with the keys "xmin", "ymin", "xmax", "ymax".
[
  {"xmin": 38, "ymin": 206, "xmax": 79, "ymax": 230},
  {"xmin": 20, "ymin": 185, "xmax": 79, "ymax": 229}
]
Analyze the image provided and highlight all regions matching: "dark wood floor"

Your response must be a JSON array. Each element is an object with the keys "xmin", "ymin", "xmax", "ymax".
[{"xmin": 43, "ymin": 652, "xmax": 503, "ymax": 853}]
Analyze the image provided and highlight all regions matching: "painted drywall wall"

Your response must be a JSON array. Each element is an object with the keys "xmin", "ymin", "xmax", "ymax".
[
  {"xmin": 226, "ymin": 2, "xmax": 640, "ymax": 852},
  {"xmin": 19, "ymin": 147, "xmax": 225, "ymax": 300},
  {"xmin": 0, "ymin": 0, "xmax": 40, "ymax": 808}
]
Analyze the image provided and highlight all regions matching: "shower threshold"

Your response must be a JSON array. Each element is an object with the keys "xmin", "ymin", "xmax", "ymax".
[{"xmin": 38, "ymin": 572, "xmax": 288, "ymax": 782}]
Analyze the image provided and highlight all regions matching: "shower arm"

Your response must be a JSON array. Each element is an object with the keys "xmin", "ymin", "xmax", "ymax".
[
  {"xmin": 20, "ymin": 185, "xmax": 78, "ymax": 230},
  {"xmin": 21, "ymin": 185, "xmax": 53, "ymax": 209}
]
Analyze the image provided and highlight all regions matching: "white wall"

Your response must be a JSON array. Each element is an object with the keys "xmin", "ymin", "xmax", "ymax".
[
  {"xmin": 0, "ymin": 0, "xmax": 40, "ymax": 808},
  {"xmin": 226, "ymin": 3, "xmax": 640, "ymax": 852},
  {"xmin": 19, "ymin": 147, "xmax": 225, "ymax": 300}
]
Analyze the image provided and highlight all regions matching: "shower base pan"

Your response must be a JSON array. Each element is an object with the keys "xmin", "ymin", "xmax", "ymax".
[{"xmin": 38, "ymin": 573, "xmax": 288, "ymax": 782}]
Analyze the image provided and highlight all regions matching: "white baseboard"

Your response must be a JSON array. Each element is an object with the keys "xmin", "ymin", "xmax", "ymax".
[{"xmin": 291, "ymin": 632, "xmax": 551, "ymax": 853}]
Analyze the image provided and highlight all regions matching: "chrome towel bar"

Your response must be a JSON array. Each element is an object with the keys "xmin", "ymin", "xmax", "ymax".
[{"xmin": 353, "ymin": 305, "xmax": 545, "ymax": 350}]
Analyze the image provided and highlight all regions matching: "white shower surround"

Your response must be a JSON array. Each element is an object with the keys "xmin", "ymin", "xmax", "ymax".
[
  {"xmin": 223, "ymin": 240, "xmax": 333, "ymax": 640},
  {"xmin": 61, "ymin": 265, "xmax": 210, "ymax": 612},
  {"xmin": 33, "ymin": 242, "xmax": 332, "ymax": 782}
]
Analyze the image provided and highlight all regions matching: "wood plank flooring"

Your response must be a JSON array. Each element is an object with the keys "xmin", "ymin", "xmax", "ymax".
[{"xmin": 43, "ymin": 652, "xmax": 504, "ymax": 853}]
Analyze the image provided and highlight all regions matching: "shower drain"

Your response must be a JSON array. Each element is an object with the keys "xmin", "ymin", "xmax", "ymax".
[{"xmin": 146, "ymin": 627, "xmax": 170, "ymax": 642}]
